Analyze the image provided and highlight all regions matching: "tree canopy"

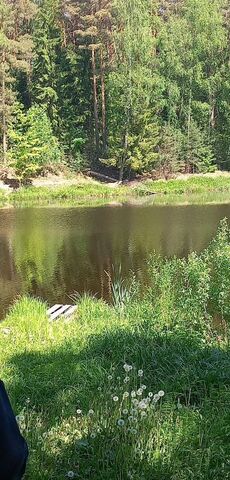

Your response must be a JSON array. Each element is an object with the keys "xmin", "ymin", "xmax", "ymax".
[{"xmin": 0, "ymin": 0, "xmax": 229, "ymax": 179}]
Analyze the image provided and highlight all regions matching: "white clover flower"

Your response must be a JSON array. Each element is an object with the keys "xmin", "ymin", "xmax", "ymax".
[
  {"xmin": 158, "ymin": 390, "xmax": 165, "ymax": 397},
  {"xmin": 124, "ymin": 376, "xmax": 130, "ymax": 383},
  {"xmin": 148, "ymin": 392, "xmax": 153, "ymax": 398},
  {"xmin": 108, "ymin": 375, "xmax": 112, "ymax": 381},
  {"xmin": 113, "ymin": 396, "xmax": 119, "ymax": 402},
  {"xmin": 117, "ymin": 419, "xmax": 125, "ymax": 427},
  {"xmin": 131, "ymin": 391, "xmax": 136, "ymax": 398},
  {"xmin": 153, "ymin": 393, "xmax": 160, "ymax": 402},
  {"xmin": 138, "ymin": 369, "xmax": 143, "ymax": 377},
  {"xmin": 88, "ymin": 409, "xmax": 94, "ymax": 415},
  {"xmin": 67, "ymin": 472, "xmax": 75, "ymax": 478},
  {"xmin": 137, "ymin": 388, "xmax": 143, "ymax": 396},
  {"xmin": 122, "ymin": 409, "xmax": 128, "ymax": 415},
  {"xmin": 76, "ymin": 409, "xmax": 82, "ymax": 415}
]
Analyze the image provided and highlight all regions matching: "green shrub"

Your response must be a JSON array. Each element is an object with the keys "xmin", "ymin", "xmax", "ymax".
[{"xmin": 8, "ymin": 105, "xmax": 63, "ymax": 181}]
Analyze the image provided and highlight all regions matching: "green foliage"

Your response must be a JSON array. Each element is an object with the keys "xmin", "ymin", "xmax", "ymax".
[{"xmin": 8, "ymin": 105, "xmax": 62, "ymax": 180}]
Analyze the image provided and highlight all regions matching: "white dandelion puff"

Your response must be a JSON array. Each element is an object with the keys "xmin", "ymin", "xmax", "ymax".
[
  {"xmin": 76, "ymin": 409, "xmax": 82, "ymax": 415},
  {"xmin": 124, "ymin": 376, "xmax": 130, "ymax": 383},
  {"xmin": 108, "ymin": 375, "xmax": 112, "ymax": 381},
  {"xmin": 113, "ymin": 396, "xmax": 119, "ymax": 402},
  {"xmin": 158, "ymin": 390, "xmax": 165, "ymax": 397},
  {"xmin": 117, "ymin": 419, "xmax": 125, "ymax": 427},
  {"xmin": 88, "ymin": 409, "xmax": 94, "ymax": 415},
  {"xmin": 153, "ymin": 393, "xmax": 160, "ymax": 402},
  {"xmin": 67, "ymin": 472, "xmax": 75, "ymax": 478},
  {"xmin": 90, "ymin": 432, "xmax": 96, "ymax": 438},
  {"xmin": 123, "ymin": 391, "xmax": 129, "ymax": 398},
  {"xmin": 138, "ymin": 369, "xmax": 143, "ymax": 377},
  {"xmin": 123, "ymin": 363, "xmax": 132, "ymax": 373},
  {"xmin": 141, "ymin": 384, "xmax": 147, "ymax": 390},
  {"xmin": 137, "ymin": 388, "xmax": 143, "ymax": 396},
  {"xmin": 148, "ymin": 392, "xmax": 153, "ymax": 398},
  {"xmin": 122, "ymin": 409, "xmax": 128, "ymax": 415},
  {"xmin": 131, "ymin": 391, "xmax": 136, "ymax": 398}
]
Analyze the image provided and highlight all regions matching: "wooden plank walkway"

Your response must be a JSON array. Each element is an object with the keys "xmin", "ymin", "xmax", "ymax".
[{"xmin": 47, "ymin": 304, "xmax": 77, "ymax": 321}]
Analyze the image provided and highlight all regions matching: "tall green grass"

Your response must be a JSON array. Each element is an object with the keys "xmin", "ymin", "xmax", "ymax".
[{"xmin": 0, "ymin": 221, "xmax": 229, "ymax": 479}]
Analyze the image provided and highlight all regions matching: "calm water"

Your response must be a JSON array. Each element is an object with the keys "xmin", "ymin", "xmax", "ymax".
[{"xmin": 0, "ymin": 202, "xmax": 230, "ymax": 318}]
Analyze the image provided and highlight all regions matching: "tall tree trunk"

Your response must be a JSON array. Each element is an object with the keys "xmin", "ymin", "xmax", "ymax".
[
  {"xmin": 91, "ymin": 46, "xmax": 100, "ymax": 159},
  {"xmin": 100, "ymin": 48, "xmax": 107, "ymax": 156},
  {"xmin": 2, "ymin": 50, "xmax": 7, "ymax": 164},
  {"xmin": 119, "ymin": 129, "xmax": 128, "ymax": 182}
]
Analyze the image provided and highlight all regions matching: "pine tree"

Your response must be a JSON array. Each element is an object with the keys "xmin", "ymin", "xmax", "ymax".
[{"xmin": 0, "ymin": 0, "xmax": 34, "ymax": 163}]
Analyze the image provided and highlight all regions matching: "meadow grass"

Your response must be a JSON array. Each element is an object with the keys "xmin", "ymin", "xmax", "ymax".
[
  {"xmin": 0, "ymin": 222, "xmax": 229, "ymax": 479},
  {"xmin": 0, "ymin": 175, "xmax": 229, "ymax": 208}
]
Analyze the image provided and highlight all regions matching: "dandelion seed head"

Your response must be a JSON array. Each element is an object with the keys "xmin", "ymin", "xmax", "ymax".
[
  {"xmin": 67, "ymin": 472, "xmax": 75, "ymax": 478},
  {"xmin": 88, "ymin": 409, "xmax": 94, "ymax": 415},
  {"xmin": 123, "ymin": 363, "xmax": 132, "ymax": 373},
  {"xmin": 158, "ymin": 390, "xmax": 165, "ymax": 397},
  {"xmin": 76, "ymin": 409, "xmax": 82, "ymax": 415},
  {"xmin": 137, "ymin": 388, "xmax": 143, "ymax": 396},
  {"xmin": 130, "ymin": 408, "xmax": 138, "ymax": 416},
  {"xmin": 138, "ymin": 369, "xmax": 143, "ymax": 377},
  {"xmin": 128, "ymin": 416, "xmax": 134, "ymax": 422},
  {"xmin": 108, "ymin": 375, "xmax": 112, "ymax": 381},
  {"xmin": 132, "ymin": 399, "xmax": 139, "ymax": 406},
  {"xmin": 148, "ymin": 392, "xmax": 153, "ymax": 398},
  {"xmin": 123, "ymin": 391, "xmax": 129, "ymax": 398},
  {"xmin": 90, "ymin": 432, "xmax": 96, "ymax": 438},
  {"xmin": 16, "ymin": 415, "xmax": 25, "ymax": 423},
  {"xmin": 138, "ymin": 400, "xmax": 148, "ymax": 410},
  {"xmin": 141, "ymin": 384, "xmax": 147, "ymax": 390},
  {"xmin": 131, "ymin": 391, "xmax": 136, "ymax": 398},
  {"xmin": 113, "ymin": 396, "xmax": 119, "ymax": 402},
  {"xmin": 122, "ymin": 409, "xmax": 128, "ymax": 415},
  {"xmin": 124, "ymin": 376, "xmax": 130, "ymax": 383},
  {"xmin": 153, "ymin": 393, "xmax": 160, "ymax": 402},
  {"xmin": 117, "ymin": 418, "xmax": 125, "ymax": 427}
]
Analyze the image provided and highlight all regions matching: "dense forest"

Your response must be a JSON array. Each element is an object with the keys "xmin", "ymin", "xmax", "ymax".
[{"xmin": 0, "ymin": 0, "xmax": 230, "ymax": 181}]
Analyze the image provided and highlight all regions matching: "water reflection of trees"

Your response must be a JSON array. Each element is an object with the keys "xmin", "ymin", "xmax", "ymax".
[{"xmin": 0, "ymin": 204, "xmax": 229, "ymax": 316}]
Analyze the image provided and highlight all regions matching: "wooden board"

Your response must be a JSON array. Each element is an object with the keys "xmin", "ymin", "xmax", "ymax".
[{"xmin": 47, "ymin": 304, "xmax": 77, "ymax": 321}]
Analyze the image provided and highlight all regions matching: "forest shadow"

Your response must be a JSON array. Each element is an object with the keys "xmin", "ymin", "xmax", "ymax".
[{"xmin": 7, "ymin": 327, "xmax": 230, "ymax": 479}]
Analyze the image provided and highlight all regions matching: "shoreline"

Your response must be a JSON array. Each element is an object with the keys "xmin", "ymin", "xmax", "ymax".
[{"xmin": 0, "ymin": 174, "xmax": 229, "ymax": 208}]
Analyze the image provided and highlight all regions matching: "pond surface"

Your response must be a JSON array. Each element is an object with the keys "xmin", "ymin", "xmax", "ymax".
[{"xmin": 0, "ymin": 201, "xmax": 230, "ymax": 318}]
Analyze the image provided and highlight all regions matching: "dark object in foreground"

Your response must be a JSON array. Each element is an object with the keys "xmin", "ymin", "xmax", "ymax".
[{"xmin": 0, "ymin": 381, "xmax": 28, "ymax": 480}]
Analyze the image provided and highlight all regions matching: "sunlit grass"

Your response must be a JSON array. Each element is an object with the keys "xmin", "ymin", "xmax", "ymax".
[{"xmin": 0, "ymin": 175, "xmax": 229, "ymax": 208}]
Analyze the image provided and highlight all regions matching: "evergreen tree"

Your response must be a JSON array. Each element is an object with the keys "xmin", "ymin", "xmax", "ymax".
[{"xmin": 0, "ymin": 0, "xmax": 34, "ymax": 163}]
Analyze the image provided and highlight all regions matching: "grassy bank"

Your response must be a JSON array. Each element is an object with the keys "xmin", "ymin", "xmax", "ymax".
[
  {"xmin": 0, "ymin": 221, "xmax": 229, "ymax": 479},
  {"xmin": 0, "ymin": 174, "xmax": 229, "ymax": 208}
]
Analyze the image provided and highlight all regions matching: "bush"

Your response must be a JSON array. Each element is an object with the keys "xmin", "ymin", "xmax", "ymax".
[{"xmin": 8, "ymin": 105, "xmax": 63, "ymax": 181}]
